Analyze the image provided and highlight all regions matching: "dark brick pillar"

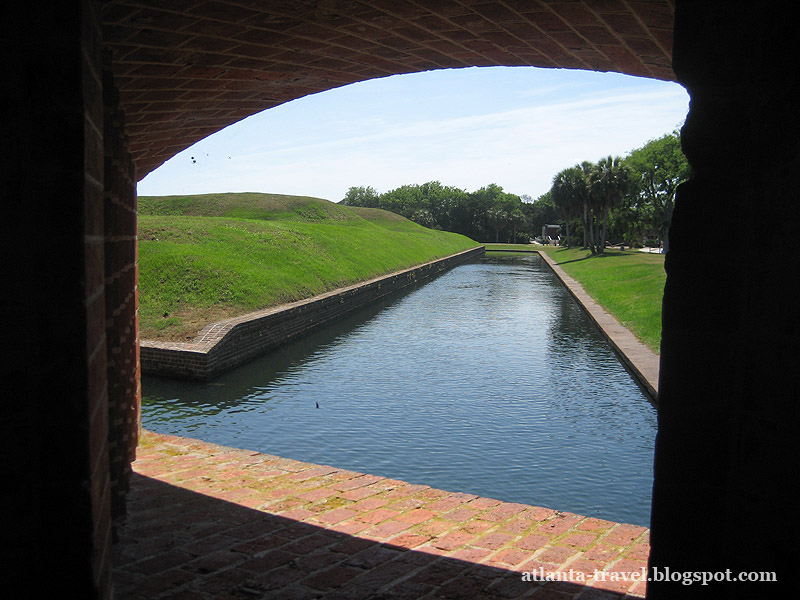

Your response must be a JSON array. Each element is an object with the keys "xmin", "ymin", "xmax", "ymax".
[
  {"xmin": 2, "ymin": 1, "xmax": 113, "ymax": 598},
  {"xmin": 649, "ymin": 3, "xmax": 799, "ymax": 597},
  {"xmin": 103, "ymin": 53, "xmax": 140, "ymax": 521}
]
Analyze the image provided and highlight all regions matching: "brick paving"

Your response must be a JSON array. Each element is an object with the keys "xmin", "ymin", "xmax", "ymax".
[{"xmin": 113, "ymin": 431, "xmax": 651, "ymax": 599}]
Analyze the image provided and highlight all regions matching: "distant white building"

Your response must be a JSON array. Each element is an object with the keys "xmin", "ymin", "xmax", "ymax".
[{"xmin": 542, "ymin": 224, "xmax": 561, "ymax": 244}]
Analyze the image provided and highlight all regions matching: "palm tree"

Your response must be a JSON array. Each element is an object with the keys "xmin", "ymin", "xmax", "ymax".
[
  {"xmin": 589, "ymin": 156, "xmax": 632, "ymax": 254},
  {"xmin": 550, "ymin": 165, "xmax": 589, "ymax": 249},
  {"xmin": 509, "ymin": 208, "xmax": 527, "ymax": 243},
  {"xmin": 486, "ymin": 207, "xmax": 509, "ymax": 242}
]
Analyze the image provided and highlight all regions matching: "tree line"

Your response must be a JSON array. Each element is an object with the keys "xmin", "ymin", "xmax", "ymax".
[{"xmin": 340, "ymin": 129, "xmax": 688, "ymax": 251}]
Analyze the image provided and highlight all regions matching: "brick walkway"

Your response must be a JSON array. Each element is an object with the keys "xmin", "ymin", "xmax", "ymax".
[{"xmin": 113, "ymin": 432, "xmax": 650, "ymax": 599}]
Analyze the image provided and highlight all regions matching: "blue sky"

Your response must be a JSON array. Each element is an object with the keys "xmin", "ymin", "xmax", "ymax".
[{"xmin": 137, "ymin": 66, "xmax": 689, "ymax": 203}]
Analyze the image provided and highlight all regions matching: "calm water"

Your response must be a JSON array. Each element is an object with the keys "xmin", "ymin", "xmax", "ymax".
[{"xmin": 142, "ymin": 253, "xmax": 657, "ymax": 526}]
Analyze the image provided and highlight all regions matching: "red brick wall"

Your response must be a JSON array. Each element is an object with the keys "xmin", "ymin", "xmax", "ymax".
[
  {"xmin": 103, "ymin": 53, "xmax": 141, "ymax": 520},
  {"xmin": 85, "ymin": 2, "xmax": 115, "ymax": 593},
  {"xmin": 4, "ymin": 1, "xmax": 114, "ymax": 597}
]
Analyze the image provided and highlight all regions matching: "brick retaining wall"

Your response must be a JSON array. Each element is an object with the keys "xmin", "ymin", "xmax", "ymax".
[{"xmin": 141, "ymin": 246, "xmax": 484, "ymax": 380}]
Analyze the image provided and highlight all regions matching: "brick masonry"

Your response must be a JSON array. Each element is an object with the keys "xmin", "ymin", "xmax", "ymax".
[
  {"xmin": 101, "ymin": 0, "xmax": 676, "ymax": 180},
  {"xmin": 141, "ymin": 246, "xmax": 485, "ymax": 380},
  {"xmin": 104, "ymin": 52, "xmax": 142, "ymax": 521},
  {"xmin": 11, "ymin": 2, "xmax": 796, "ymax": 598},
  {"xmin": 114, "ymin": 431, "xmax": 651, "ymax": 599}
]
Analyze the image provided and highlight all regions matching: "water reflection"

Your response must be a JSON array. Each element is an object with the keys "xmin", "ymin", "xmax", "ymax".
[{"xmin": 143, "ymin": 253, "xmax": 657, "ymax": 526}]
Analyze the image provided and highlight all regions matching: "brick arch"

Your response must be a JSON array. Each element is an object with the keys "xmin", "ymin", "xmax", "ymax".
[
  {"xmin": 102, "ymin": 0, "xmax": 676, "ymax": 180},
  {"xmin": 10, "ymin": 3, "xmax": 800, "ymax": 598}
]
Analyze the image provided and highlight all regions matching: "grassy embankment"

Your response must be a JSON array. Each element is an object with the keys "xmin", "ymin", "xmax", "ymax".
[
  {"xmin": 485, "ymin": 243, "xmax": 665, "ymax": 353},
  {"xmin": 139, "ymin": 192, "xmax": 479, "ymax": 341}
]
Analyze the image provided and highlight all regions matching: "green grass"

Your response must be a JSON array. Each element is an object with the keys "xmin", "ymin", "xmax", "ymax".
[
  {"xmin": 138, "ymin": 192, "xmax": 358, "ymax": 222},
  {"xmin": 138, "ymin": 193, "xmax": 479, "ymax": 341},
  {"xmin": 536, "ymin": 245, "xmax": 666, "ymax": 353},
  {"xmin": 483, "ymin": 243, "xmax": 538, "ymax": 252}
]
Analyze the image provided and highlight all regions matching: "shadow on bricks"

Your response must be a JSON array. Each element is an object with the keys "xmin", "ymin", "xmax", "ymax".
[{"xmin": 114, "ymin": 473, "xmax": 634, "ymax": 599}]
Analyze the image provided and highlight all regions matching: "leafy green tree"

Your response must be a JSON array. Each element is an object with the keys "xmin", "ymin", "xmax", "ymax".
[
  {"xmin": 625, "ymin": 130, "xmax": 688, "ymax": 252},
  {"xmin": 468, "ymin": 184, "xmax": 520, "ymax": 242},
  {"xmin": 341, "ymin": 185, "xmax": 379, "ymax": 207},
  {"xmin": 526, "ymin": 192, "xmax": 559, "ymax": 241},
  {"xmin": 380, "ymin": 184, "xmax": 423, "ymax": 217},
  {"xmin": 410, "ymin": 208, "xmax": 436, "ymax": 228},
  {"xmin": 340, "ymin": 181, "xmax": 529, "ymax": 242},
  {"xmin": 419, "ymin": 181, "xmax": 467, "ymax": 231},
  {"xmin": 608, "ymin": 197, "xmax": 654, "ymax": 247}
]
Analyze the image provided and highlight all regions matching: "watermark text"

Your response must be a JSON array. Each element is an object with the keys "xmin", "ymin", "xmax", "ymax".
[{"xmin": 521, "ymin": 566, "xmax": 777, "ymax": 586}]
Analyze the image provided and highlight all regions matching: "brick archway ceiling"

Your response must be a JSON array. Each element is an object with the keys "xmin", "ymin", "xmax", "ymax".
[{"xmin": 102, "ymin": 1, "xmax": 675, "ymax": 181}]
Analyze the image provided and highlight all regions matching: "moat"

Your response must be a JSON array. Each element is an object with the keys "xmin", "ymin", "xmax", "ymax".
[{"xmin": 142, "ymin": 253, "xmax": 657, "ymax": 527}]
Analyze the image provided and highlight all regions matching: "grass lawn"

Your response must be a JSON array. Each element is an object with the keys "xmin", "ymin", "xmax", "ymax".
[
  {"xmin": 486, "ymin": 243, "xmax": 665, "ymax": 353},
  {"xmin": 481, "ymin": 243, "xmax": 538, "ymax": 252},
  {"xmin": 138, "ymin": 193, "xmax": 479, "ymax": 341}
]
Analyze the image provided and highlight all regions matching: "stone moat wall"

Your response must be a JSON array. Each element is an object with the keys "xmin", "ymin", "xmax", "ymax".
[
  {"xmin": 141, "ymin": 246, "xmax": 485, "ymax": 380},
  {"xmin": 537, "ymin": 251, "xmax": 660, "ymax": 404}
]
